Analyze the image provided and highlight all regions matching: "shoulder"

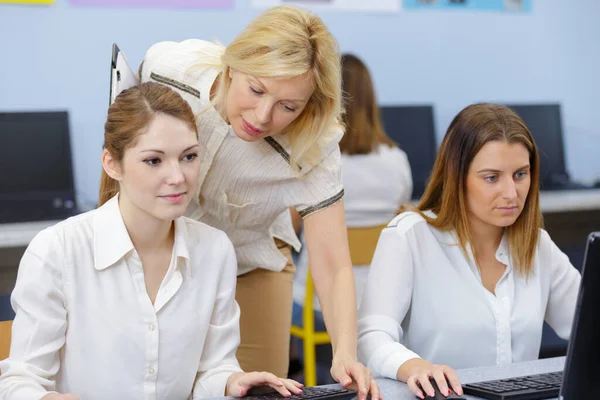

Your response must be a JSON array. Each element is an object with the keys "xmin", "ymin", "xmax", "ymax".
[
  {"xmin": 536, "ymin": 228, "xmax": 560, "ymax": 255},
  {"xmin": 26, "ymin": 209, "xmax": 96, "ymax": 259},
  {"xmin": 180, "ymin": 216, "xmax": 234, "ymax": 252},
  {"xmin": 143, "ymin": 39, "xmax": 222, "ymax": 65},
  {"xmin": 385, "ymin": 210, "xmax": 431, "ymax": 235},
  {"xmin": 141, "ymin": 39, "xmax": 223, "ymax": 90}
]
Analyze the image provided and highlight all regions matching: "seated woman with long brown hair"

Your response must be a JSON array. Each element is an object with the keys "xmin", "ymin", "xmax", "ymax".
[
  {"xmin": 0, "ymin": 82, "xmax": 302, "ymax": 400},
  {"xmin": 357, "ymin": 103, "xmax": 581, "ymax": 399}
]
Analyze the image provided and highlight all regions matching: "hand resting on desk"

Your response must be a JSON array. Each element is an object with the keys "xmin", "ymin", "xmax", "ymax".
[
  {"xmin": 397, "ymin": 358, "xmax": 463, "ymax": 399},
  {"xmin": 226, "ymin": 371, "xmax": 304, "ymax": 397}
]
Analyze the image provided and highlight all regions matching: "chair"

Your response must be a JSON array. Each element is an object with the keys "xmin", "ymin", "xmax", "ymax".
[
  {"xmin": 290, "ymin": 224, "xmax": 387, "ymax": 386},
  {"xmin": 0, "ymin": 320, "xmax": 12, "ymax": 361}
]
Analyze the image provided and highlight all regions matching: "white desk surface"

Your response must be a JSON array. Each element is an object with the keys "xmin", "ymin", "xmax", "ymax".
[
  {"xmin": 0, "ymin": 219, "xmax": 62, "ymax": 249},
  {"xmin": 1, "ymin": 189, "xmax": 600, "ymax": 249},
  {"xmin": 539, "ymin": 188, "xmax": 600, "ymax": 213},
  {"xmin": 375, "ymin": 356, "xmax": 565, "ymax": 400}
]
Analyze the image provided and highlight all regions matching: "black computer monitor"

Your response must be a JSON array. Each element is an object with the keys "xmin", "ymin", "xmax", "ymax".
[
  {"xmin": 560, "ymin": 232, "xmax": 600, "ymax": 398},
  {"xmin": 505, "ymin": 104, "xmax": 568, "ymax": 189},
  {"xmin": 0, "ymin": 111, "xmax": 76, "ymax": 213},
  {"xmin": 379, "ymin": 106, "xmax": 437, "ymax": 199}
]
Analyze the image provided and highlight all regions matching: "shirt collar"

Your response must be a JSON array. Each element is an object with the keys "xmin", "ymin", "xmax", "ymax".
[
  {"xmin": 93, "ymin": 194, "xmax": 191, "ymax": 278},
  {"xmin": 172, "ymin": 217, "xmax": 192, "ymax": 278}
]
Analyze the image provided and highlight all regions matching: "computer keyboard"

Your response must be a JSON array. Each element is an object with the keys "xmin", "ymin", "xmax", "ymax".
[
  {"xmin": 245, "ymin": 386, "xmax": 356, "ymax": 400},
  {"xmin": 462, "ymin": 371, "xmax": 563, "ymax": 400}
]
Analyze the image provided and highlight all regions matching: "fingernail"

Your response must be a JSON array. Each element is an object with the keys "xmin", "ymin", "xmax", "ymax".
[{"xmin": 416, "ymin": 391, "xmax": 423, "ymax": 399}]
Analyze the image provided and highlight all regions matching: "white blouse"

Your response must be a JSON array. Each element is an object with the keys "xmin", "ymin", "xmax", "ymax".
[
  {"xmin": 293, "ymin": 144, "xmax": 413, "ymax": 311},
  {"xmin": 357, "ymin": 211, "xmax": 581, "ymax": 380},
  {"xmin": 140, "ymin": 39, "xmax": 344, "ymax": 275},
  {"xmin": 0, "ymin": 195, "xmax": 242, "ymax": 400}
]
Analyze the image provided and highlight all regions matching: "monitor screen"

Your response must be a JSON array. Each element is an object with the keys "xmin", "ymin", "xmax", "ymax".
[
  {"xmin": 379, "ymin": 106, "xmax": 437, "ymax": 199},
  {"xmin": 561, "ymin": 232, "xmax": 600, "ymax": 398},
  {"xmin": 505, "ymin": 104, "xmax": 567, "ymax": 186},
  {"xmin": 0, "ymin": 111, "xmax": 74, "ymax": 197}
]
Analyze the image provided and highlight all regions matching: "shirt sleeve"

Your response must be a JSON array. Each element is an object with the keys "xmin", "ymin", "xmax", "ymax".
[
  {"xmin": 0, "ymin": 228, "xmax": 66, "ymax": 400},
  {"xmin": 295, "ymin": 144, "xmax": 344, "ymax": 219},
  {"xmin": 357, "ymin": 219, "xmax": 421, "ymax": 380},
  {"xmin": 139, "ymin": 41, "xmax": 179, "ymax": 83},
  {"xmin": 542, "ymin": 230, "xmax": 582, "ymax": 340},
  {"xmin": 192, "ymin": 234, "xmax": 243, "ymax": 399}
]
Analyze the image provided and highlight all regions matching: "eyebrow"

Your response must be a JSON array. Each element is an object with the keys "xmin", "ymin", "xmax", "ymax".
[
  {"xmin": 477, "ymin": 164, "xmax": 530, "ymax": 173},
  {"xmin": 251, "ymin": 77, "xmax": 309, "ymax": 104},
  {"xmin": 140, "ymin": 144, "xmax": 199, "ymax": 155}
]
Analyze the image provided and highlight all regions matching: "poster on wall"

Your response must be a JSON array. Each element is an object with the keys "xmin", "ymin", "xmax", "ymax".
[
  {"xmin": 403, "ymin": 0, "xmax": 532, "ymax": 12},
  {"xmin": 0, "ymin": 0, "xmax": 54, "ymax": 4},
  {"xmin": 68, "ymin": 0, "xmax": 233, "ymax": 9},
  {"xmin": 251, "ymin": 0, "xmax": 400, "ymax": 13}
]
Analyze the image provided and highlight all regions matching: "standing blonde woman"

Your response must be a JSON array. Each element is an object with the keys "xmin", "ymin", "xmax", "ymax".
[{"xmin": 139, "ymin": 5, "xmax": 379, "ymax": 399}]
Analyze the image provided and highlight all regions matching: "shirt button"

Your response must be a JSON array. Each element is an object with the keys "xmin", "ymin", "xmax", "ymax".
[
  {"xmin": 149, "ymin": 324, "xmax": 156, "ymax": 331},
  {"xmin": 149, "ymin": 367, "xmax": 155, "ymax": 375}
]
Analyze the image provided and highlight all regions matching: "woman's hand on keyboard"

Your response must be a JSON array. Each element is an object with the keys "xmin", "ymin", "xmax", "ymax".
[
  {"xmin": 398, "ymin": 359, "xmax": 462, "ymax": 399},
  {"xmin": 330, "ymin": 355, "xmax": 382, "ymax": 400},
  {"xmin": 226, "ymin": 371, "xmax": 304, "ymax": 397}
]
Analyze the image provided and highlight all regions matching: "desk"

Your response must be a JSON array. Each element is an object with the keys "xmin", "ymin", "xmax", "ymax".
[
  {"xmin": 376, "ymin": 357, "xmax": 565, "ymax": 400},
  {"xmin": 206, "ymin": 357, "xmax": 565, "ymax": 400},
  {"xmin": 0, "ymin": 220, "xmax": 61, "ymax": 249},
  {"xmin": 2, "ymin": 190, "xmax": 600, "ymax": 250},
  {"xmin": 539, "ymin": 188, "xmax": 600, "ymax": 213}
]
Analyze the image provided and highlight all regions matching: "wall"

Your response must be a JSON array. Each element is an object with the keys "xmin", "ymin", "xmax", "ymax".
[{"xmin": 1, "ymin": 0, "xmax": 599, "ymax": 204}]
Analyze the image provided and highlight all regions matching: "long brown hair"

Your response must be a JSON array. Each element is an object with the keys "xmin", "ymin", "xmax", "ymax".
[
  {"xmin": 339, "ymin": 54, "xmax": 395, "ymax": 155},
  {"xmin": 99, "ymin": 82, "xmax": 197, "ymax": 206},
  {"xmin": 414, "ymin": 103, "xmax": 542, "ymax": 276}
]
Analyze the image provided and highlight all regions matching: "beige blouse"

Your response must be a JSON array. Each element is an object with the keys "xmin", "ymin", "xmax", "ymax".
[{"xmin": 140, "ymin": 39, "xmax": 344, "ymax": 275}]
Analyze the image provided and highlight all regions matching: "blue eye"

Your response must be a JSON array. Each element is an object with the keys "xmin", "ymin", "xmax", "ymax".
[
  {"xmin": 144, "ymin": 158, "xmax": 160, "ymax": 166},
  {"xmin": 515, "ymin": 171, "xmax": 528, "ymax": 180},
  {"xmin": 484, "ymin": 175, "xmax": 497, "ymax": 183},
  {"xmin": 182, "ymin": 153, "xmax": 198, "ymax": 162}
]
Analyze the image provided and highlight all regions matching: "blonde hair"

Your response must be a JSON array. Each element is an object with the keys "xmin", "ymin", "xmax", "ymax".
[
  {"xmin": 209, "ymin": 5, "xmax": 343, "ymax": 172},
  {"xmin": 99, "ymin": 82, "xmax": 197, "ymax": 206},
  {"xmin": 340, "ymin": 54, "xmax": 395, "ymax": 155},
  {"xmin": 408, "ymin": 103, "xmax": 543, "ymax": 276}
]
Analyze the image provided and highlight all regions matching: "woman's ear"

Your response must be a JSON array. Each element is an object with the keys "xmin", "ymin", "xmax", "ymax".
[{"xmin": 101, "ymin": 149, "xmax": 123, "ymax": 181}]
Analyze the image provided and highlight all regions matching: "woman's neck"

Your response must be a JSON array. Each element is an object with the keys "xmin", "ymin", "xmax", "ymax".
[
  {"xmin": 468, "ymin": 216, "xmax": 504, "ymax": 259},
  {"xmin": 118, "ymin": 196, "xmax": 174, "ymax": 255}
]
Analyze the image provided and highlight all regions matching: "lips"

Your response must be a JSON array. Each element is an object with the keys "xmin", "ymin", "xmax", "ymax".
[
  {"xmin": 160, "ymin": 192, "xmax": 186, "ymax": 203},
  {"xmin": 241, "ymin": 118, "xmax": 263, "ymax": 136}
]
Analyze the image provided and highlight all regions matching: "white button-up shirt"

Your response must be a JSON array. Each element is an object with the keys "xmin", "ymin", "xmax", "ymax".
[
  {"xmin": 0, "ymin": 195, "xmax": 242, "ymax": 400},
  {"xmin": 357, "ymin": 211, "xmax": 581, "ymax": 380},
  {"xmin": 140, "ymin": 39, "xmax": 345, "ymax": 275}
]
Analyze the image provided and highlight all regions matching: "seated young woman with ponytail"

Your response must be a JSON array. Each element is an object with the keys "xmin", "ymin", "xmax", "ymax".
[{"xmin": 0, "ymin": 82, "xmax": 303, "ymax": 400}]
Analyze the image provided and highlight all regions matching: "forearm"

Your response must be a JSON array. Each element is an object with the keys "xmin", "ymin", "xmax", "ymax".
[{"xmin": 314, "ymin": 264, "xmax": 357, "ymax": 358}]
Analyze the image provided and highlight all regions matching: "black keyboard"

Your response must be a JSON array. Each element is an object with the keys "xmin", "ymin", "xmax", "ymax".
[
  {"xmin": 246, "ymin": 386, "xmax": 356, "ymax": 400},
  {"xmin": 463, "ymin": 371, "xmax": 563, "ymax": 400}
]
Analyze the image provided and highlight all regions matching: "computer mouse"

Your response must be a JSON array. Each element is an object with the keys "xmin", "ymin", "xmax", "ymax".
[{"xmin": 423, "ymin": 378, "xmax": 466, "ymax": 400}]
